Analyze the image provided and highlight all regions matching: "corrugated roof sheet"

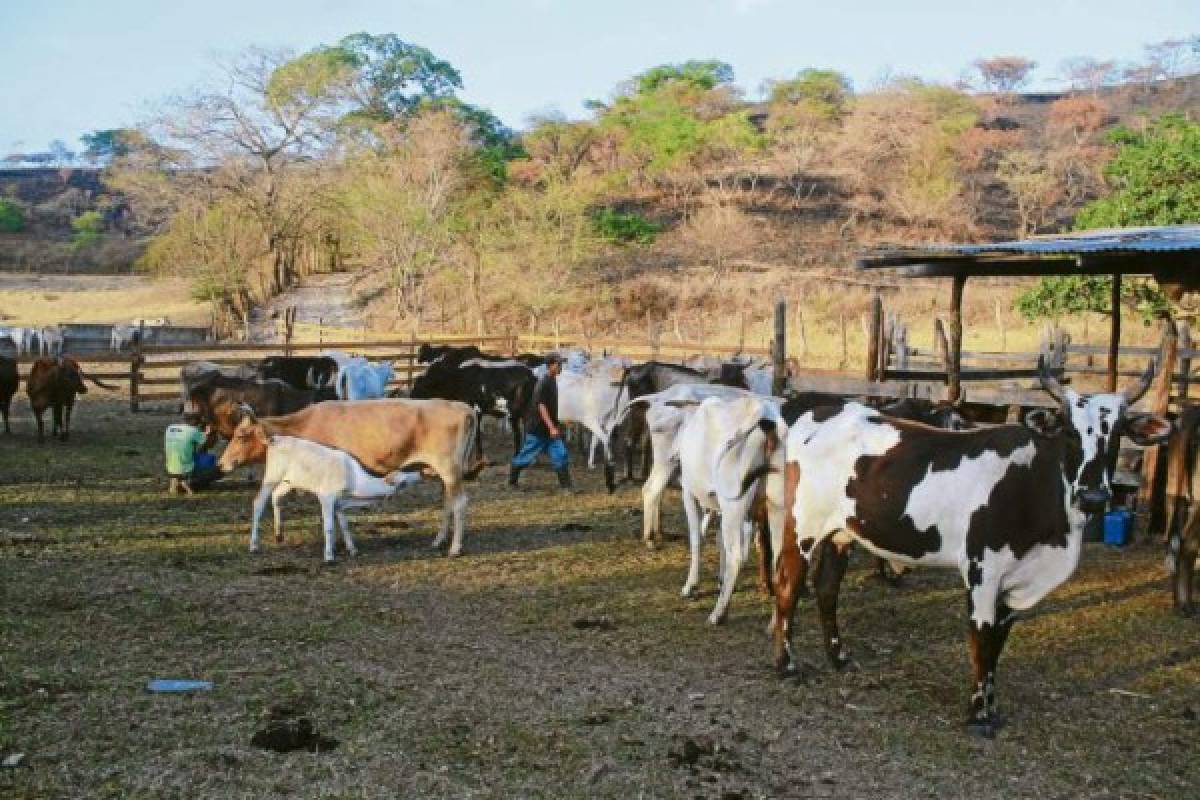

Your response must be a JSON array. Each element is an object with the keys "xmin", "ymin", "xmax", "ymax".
[{"xmin": 857, "ymin": 224, "xmax": 1200, "ymax": 276}]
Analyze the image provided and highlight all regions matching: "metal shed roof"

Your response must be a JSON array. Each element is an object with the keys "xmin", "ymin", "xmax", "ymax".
[{"xmin": 858, "ymin": 224, "xmax": 1200, "ymax": 278}]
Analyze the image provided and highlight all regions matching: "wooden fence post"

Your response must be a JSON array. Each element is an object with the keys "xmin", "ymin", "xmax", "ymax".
[
  {"xmin": 947, "ymin": 275, "xmax": 966, "ymax": 403},
  {"xmin": 1177, "ymin": 322, "xmax": 1191, "ymax": 403},
  {"xmin": 1139, "ymin": 318, "xmax": 1178, "ymax": 537},
  {"xmin": 1108, "ymin": 273, "xmax": 1122, "ymax": 392},
  {"xmin": 129, "ymin": 321, "xmax": 145, "ymax": 413},
  {"xmin": 738, "ymin": 312, "xmax": 747, "ymax": 355},
  {"xmin": 796, "ymin": 307, "xmax": 807, "ymax": 358},
  {"xmin": 772, "ymin": 299, "xmax": 787, "ymax": 396},
  {"xmin": 865, "ymin": 292, "xmax": 882, "ymax": 382}
]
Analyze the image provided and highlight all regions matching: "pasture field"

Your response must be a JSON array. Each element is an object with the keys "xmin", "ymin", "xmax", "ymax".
[{"xmin": 1, "ymin": 396, "xmax": 1197, "ymax": 799}]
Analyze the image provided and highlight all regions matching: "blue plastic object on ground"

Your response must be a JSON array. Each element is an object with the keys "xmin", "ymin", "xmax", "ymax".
[
  {"xmin": 1103, "ymin": 510, "xmax": 1134, "ymax": 547},
  {"xmin": 146, "ymin": 679, "xmax": 213, "ymax": 693}
]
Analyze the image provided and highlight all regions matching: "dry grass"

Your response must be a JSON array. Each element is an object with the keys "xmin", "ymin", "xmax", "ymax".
[
  {"xmin": 0, "ymin": 275, "xmax": 208, "ymax": 327},
  {"xmin": 1, "ymin": 397, "xmax": 1197, "ymax": 799}
]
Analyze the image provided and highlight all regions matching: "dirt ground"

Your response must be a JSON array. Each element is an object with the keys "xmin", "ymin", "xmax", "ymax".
[{"xmin": 1, "ymin": 396, "xmax": 1197, "ymax": 799}]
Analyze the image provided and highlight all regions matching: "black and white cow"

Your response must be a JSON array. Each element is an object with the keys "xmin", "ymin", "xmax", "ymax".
[
  {"xmin": 410, "ymin": 360, "xmax": 536, "ymax": 457},
  {"xmin": 258, "ymin": 356, "xmax": 339, "ymax": 391},
  {"xmin": 768, "ymin": 359, "xmax": 1170, "ymax": 737}
]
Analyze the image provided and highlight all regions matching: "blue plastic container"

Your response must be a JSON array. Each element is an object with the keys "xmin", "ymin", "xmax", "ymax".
[{"xmin": 1103, "ymin": 510, "xmax": 1134, "ymax": 547}]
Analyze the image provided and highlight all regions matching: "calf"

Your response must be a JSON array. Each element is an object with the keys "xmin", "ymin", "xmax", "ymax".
[
  {"xmin": 769, "ymin": 360, "xmax": 1170, "ymax": 736},
  {"xmin": 0, "ymin": 356, "xmax": 17, "ymax": 433},
  {"xmin": 676, "ymin": 395, "xmax": 787, "ymax": 624},
  {"xmin": 27, "ymin": 357, "xmax": 117, "ymax": 442},
  {"xmin": 218, "ymin": 399, "xmax": 481, "ymax": 556},
  {"xmin": 179, "ymin": 361, "xmax": 260, "ymax": 411},
  {"xmin": 240, "ymin": 433, "xmax": 421, "ymax": 563}
]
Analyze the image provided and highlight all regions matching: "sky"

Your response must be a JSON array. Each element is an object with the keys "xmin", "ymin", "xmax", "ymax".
[{"xmin": 1, "ymin": 0, "xmax": 1198, "ymax": 154}]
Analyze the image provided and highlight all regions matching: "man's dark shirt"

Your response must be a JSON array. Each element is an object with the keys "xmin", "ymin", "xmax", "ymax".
[{"xmin": 526, "ymin": 372, "xmax": 559, "ymax": 437}]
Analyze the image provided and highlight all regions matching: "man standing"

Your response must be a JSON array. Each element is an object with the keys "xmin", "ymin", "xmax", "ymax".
[
  {"xmin": 509, "ymin": 354, "xmax": 573, "ymax": 491},
  {"xmin": 165, "ymin": 413, "xmax": 220, "ymax": 495}
]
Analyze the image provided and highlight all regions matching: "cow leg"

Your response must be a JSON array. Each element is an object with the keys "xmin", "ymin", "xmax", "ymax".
[
  {"xmin": 680, "ymin": 492, "xmax": 705, "ymax": 599},
  {"xmin": 770, "ymin": 540, "xmax": 812, "ymax": 674},
  {"xmin": 52, "ymin": 403, "xmax": 63, "ymax": 441},
  {"xmin": 270, "ymin": 484, "xmax": 289, "ymax": 543},
  {"xmin": 62, "ymin": 402, "xmax": 72, "ymax": 441},
  {"xmin": 474, "ymin": 411, "xmax": 486, "ymax": 463},
  {"xmin": 709, "ymin": 514, "xmax": 751, "ymax": 626},
  {"xmin": 641, "ymin": 462, "xmax": 673, "ymax": 548},
  {"xmin": 510, "ymin": 411, "xmax": 522, "ymax": 455},
  {"xmin": 444, "ymin": 481, "xmax": 468, "ymax": 558},
  {"xmin": 319, "ymin": 496, "xmax": 337, "ymax": 563},
  {"xmin": 875, "ymin": 556, "xmax": 906, "ymax": 586},
  {"xmin": 33, "ymin": 408, "xmax": 44, "ymax": 444},
  {"xmin": 335, "ymin": 507, "xmax": 358, "ymax": 558},
  {"xmin": 1, "ymin": 394, "xmax": 10, "ymax": 434},
  {"xmin": 964, "ymin": 562, "xmax": 1006, "ymax": 736},
  {"xmin": 249, "ymin": 483, "xmax": 276, "ymax": 553},
  {"xmin": 640, "ymin": 430, "xmax": 653, "ymax": 483},
  {"xmin": 1174, "ymin": 508, "xmax": 1200, "ymax": 614},
  {"xmin": 814, "ymin": 537, "xmax": 853, "ymax": 670}
]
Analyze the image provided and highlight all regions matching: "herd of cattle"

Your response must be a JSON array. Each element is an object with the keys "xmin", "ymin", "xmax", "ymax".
[
  {"xmin": 1, "ymin": 340, "xmax": 1197, "ymax": 737},
  {"xmin": 0, "ymin": 318, "xmax": 172, "ymax": 359}
]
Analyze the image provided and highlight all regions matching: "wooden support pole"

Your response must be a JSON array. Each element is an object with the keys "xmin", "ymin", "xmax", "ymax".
[
  {"xmin": 947, "ymin": 275, "xmax": 966, "ymax": 402},
  {"xmin": 1138, "ymin": 318, "xmax": 1178, "ymax": 536},
  {"xmin": 772, "ymin": 299, "xmax": 787, "ymax": 396},
  {"xmin": 865, "ymin": 292, "xmax": 882, "ymax": 382},
  {"xmin": 129, "ymin": 321, "xmax": 145, "ymax": 413},
  {"xmin": 1108, "ymin": 273, "xmax": 1122, "ymax": 392},
  {"xmin": 1178, "ymin": 322, "xmax": 1192, "ymax": 402}
]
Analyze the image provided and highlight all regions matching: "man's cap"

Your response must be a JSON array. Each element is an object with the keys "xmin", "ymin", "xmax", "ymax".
[{"xmin": 545, "ymin": 353, "xmax": 562, "ymax": 365}]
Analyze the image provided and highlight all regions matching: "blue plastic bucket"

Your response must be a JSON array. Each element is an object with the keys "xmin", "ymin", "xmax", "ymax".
[{"xmin": 1103, "ymin": 510, "xmax": 1134, "ymax": 547}]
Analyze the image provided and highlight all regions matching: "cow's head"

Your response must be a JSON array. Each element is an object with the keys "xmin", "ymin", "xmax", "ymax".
[
  {"xmin": 58, "ymin": 357, "xmax": 87, "ymax": 395},
  {"xmin": 218, "ymin": 408, "xmax": 270, "ymax": 472},
  {"xmin": 1036, "ymin": 357, "xmax": 1172, "ymax": 513}
]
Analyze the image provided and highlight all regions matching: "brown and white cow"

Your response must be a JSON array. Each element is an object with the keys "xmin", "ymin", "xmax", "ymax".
[
  {"xmin": 218, "ymin": 399, "xmax": 483, "ymax": 556},
  {"xmin": 187, "ymin": 374, "xmax": 336, "ymax": 438},
  {"xmin": 26, "ymin": 357, "xmax": 117, "ymax": 442},
  {"xmin": 768, "ymin": 359, "xmax": 1171, "ymax": 737}
]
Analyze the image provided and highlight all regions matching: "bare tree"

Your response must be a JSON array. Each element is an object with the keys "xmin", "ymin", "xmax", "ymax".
[
  {"xmin": 971, "ymin": 56, "xmax": 1038, "ymax": 94},
  {"xmin": 1058, "ymin": 57, "xmax": 1118, "ymax": 95}
]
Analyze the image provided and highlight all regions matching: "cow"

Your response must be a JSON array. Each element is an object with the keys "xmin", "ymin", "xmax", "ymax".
[
  {"xmin": 1164, "ymin": 404, "xmax": 1200, "ymax": 615},
  {"xmin": 218, "ymin": 398, "xmax": 482, "ymax": 556},
  {"xmin": 336, "ymin": 359, "xmax": 394, "ymax": 401},
  {"xmin": 614, "ymin": 361, "xmax": 750, "ymax": 481},
  {"xmin": 257, "ymin": 356, "xmax": 339, "ymax": 391},
  {"xmin": 110, "ymin": 324, "xmax": 140, "ymax": 352},
  {"xmin": 6, "ymin": 327, "xmax": 34, "ymax": 357},
  {"xmin": 411, "ymin": 360, "xmax": 536, "ymax": 457},
  {"xmin": 767, "ymin": 359, "xmax": 1170, "ymax": 737},
  {"xmin": 38, "ymin": 326, "xmax": 65, "ymax": 357},
  {"xmin": 131, "ymin": 317, "xmax": 170, "ymax": 327},
  {"xmin": 26, "ymin": 356, "xmax": 118, "ymax": 442},
  {"xmin": 676, "ymin": 395, "xmax": 787, "ymax": 625},
  {"xmin": 238, "ymin": 434, "xmax": 422, "ymax": 563},
  {"xmin": 179, "ymin": 361, "xmax": 260, "ymax": 411},
  {"xmin": 0, "ymin": 355, "xmax": 17, "ymax": 434},
  {"xmin": 877, "ymin": 397, "xmax": 973, "ymax": 431},
  {"xmin": 417, "ymin": 343, "xmax": 484, "ymax": 366},
  {"xmin": 186, "ymin": 374, "xmax": 337, "ymax": 438},
  {"xmin": 556, "ymin": 360, "xmax": 630, "ymax": 492}
]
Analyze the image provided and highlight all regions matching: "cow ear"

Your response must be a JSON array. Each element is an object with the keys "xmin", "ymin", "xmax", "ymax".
[
  {"xmin": 1023, "ymin": 408, "xmax": 1063, "ymax": 437},
  {"xmin": 1124, "ymin": 413, "xmax": 1173, "ymax": 446}
]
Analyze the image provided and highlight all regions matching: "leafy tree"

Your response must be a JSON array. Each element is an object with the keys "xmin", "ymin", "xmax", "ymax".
[
  {"xmin": 765, "ymin": 69, "xmax": 852, "ymax": 121},
  {"xmin": 970, "ymin": 56, "xmax": 1037, "ymax": 93},
  {"xmin": 591, "ymin": 208, "xmax": 661, "ymax": 244},
  {"xmin": 0, "ymin": 199, "xmax": 25, "ymax": 232},
  {"xmin": 1016, "ymin": 115, "xmax": 1200, "ymax": 321},
  {"xmin": 70, "ymin": 210, "xmax": 104, "ymax": 251},
  {"xmin": 80, "ymin": 128, "xmax": 147, "ymax": 164},
  {"xmin": 633, "ymin": 60, "xmax": 734, "ymax": 94}
]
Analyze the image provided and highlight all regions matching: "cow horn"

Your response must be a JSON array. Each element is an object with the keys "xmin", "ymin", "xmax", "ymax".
[
  {"xmin": 1121, "ymin": 360, "xmax": 1156, "ymax": 406},
  {"xmin": 237, "ymin": 402, "xmax": 257, "ymax": 423},
  {"xmin": 1037, "ymin": 355, "xmax": 1067, "ymax": 405}
]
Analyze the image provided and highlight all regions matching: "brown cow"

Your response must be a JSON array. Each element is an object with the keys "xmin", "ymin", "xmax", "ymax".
[
  {"xmin": 187, "ymin": 374, "xmax": 336, "ymax": 438},
  {"xmin": 27, "ymin": 357, "xmax": 117, "ymax": 442},
  {"xmin": 218, "ymin": 399, "xmax": 485, "ymax": 556}
]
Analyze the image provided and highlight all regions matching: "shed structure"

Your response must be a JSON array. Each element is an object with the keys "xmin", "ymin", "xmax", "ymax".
[{"xmin": 858, "ymin": 224, "xmax": 1200, "ymax": 401}]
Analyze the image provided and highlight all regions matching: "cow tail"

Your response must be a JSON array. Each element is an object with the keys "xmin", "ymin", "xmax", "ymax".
[
  {"xmin": 720, "ymin": 415, "xmax": 781, "ymax": 502},
  {"xmin": 85, "ymin": 372, "xmax": 120, "ymax": 391},
  {"xmin": 460, "ymin": 410, "xmax": 486, "ymax": 481}
]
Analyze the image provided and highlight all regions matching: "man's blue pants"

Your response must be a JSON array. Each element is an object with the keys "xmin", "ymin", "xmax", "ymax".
[{"xmin": 512, "ymin": 433, "xmax": 568, "ymax": 470}]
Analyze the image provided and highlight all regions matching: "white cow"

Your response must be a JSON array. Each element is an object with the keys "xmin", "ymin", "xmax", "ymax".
[
  {"xmin": 676, "ymin": 395, "xmax": 787, "ymax": 624},
  {"xmin": 131, "ymin": 317, "xmax": 170, "ymax": 327},
  {"xmin": 556, "ymin": 360, "xmax": 630, "ymax": 490},
  {"xmin": 336, "ymin": 359, "xmax": 393, "ymax": 401},
  {"xmin": 616, "ymin": 382, "xmax": 770, "ymax": 547},
  {"xmin": 38, "ymin": 325, "xmax": 65, "ymax": 356},
  {"xmin": 111, "ymin": 324, "xmax": 140, "ymax": 352},
  {"xmin": 6, "ymin": 327, "xmax": 34, "ymax": 356},
  {"xmin": 247, "ymin": 434, "xmax": 421, "ymax": 562}
]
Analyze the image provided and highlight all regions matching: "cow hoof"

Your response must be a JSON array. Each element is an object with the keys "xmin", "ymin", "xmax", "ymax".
[
  {"xmin": 447, "ymin": 548, "xmax": 463, "ymax": 558},
  {"xmin": 706, "ymin": 613, "xmax": 725, "ymax": 626},
  {"xmin": 644, "ymin": 539, "xmax": 658, "ymax": 551},
  {"xmin": 829, "ymin": 653, "xmax": 855, "ymax": 672},
  {"xmin": 275, "ymin": 535, "xmax": 284, "ymax": 543},
  {"xmin": 322, "ymin": 558, "xmax": 337, "ymax": 566},
  {"xmin": 1174, "ymin": 603, "xmax": 1197, "ymax": 619},
  {"xmin": 966, "ymin": 719, "xmax": 997, "ymax": 739},
  {"xmin": 249, "ymin": 546, "xmax": 262, "ymax": 554}
]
